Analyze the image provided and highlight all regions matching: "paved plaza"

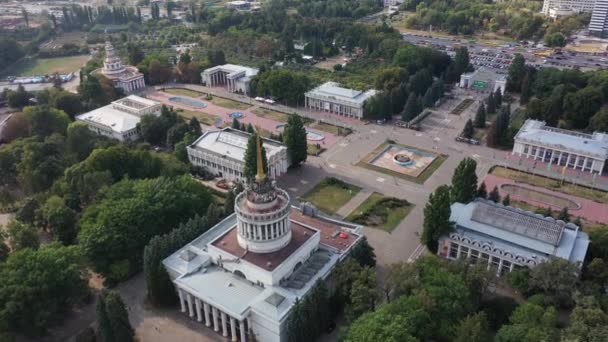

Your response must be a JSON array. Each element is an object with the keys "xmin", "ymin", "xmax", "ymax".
[{"xmin": 367, "ymin": 144, "xmax": 437, "ymax": 178}]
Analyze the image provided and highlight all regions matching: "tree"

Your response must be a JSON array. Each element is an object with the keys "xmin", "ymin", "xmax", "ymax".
[
  {"xmin": 529, "ymin": 258, "xmax": 579, "ymax": 307},
  {"xmin": 231, "ymin": 118, "xmax": 242, "ymax": 130},
  {"xmin": 349, "ymin": 236, "xmax": 376, "ymax": 269},
  {"xmin": 563, "ymin": 299, "xmax": 608, "ymax": 342},
  {"xmin": 224, "ymin": 182, "xmax": 243, "ymax": 215},
  {"xmin": 243, "ymin": 133, "xmax": 268, "ymax": 181},
  {"xmin": 488, "ymin": 186, "xmax": 501, "ymax": 203},
  {"xmin": 283, "ymin": 114, "xmax": 307, "ymax": 167},
  {"xmin": 455, "ymin": 312, "xmax": 492, "ymax": 342},
  {"xmin": 520, "ymin": 71, "xmax": 532, "ymax": 105},
  {"xmin": 66, "ymin": 122, "xmax": 97, "ymax": 162},
  {"xmin": 287, "ymin": 298, "xmax": 307, "ymax": 342},
  {"xmin": 401, "ymin": 92, "xmax": 420, "ymax": 121},
  {"xmin": 40, "ymin": 195, "xmax": 77, "ymax": 244},
  {"xmin": 422, "ymin": 87, "xmax": 434, "ymax": 108},
  {"xmin": 451, "ymin": 158, "xmax": 478, "ymax": 204},
  {"xmin": 347, "ymin": 266, "xmax": 378, "ymax": 322},
  {"xmin": 23, "ymin": 105, "xmax": 70, "ymax": 137},
  {"xmin": 494, "ymin": 88, "xmax": 503, "ymax": 106},
  {"xmin": 474, "ymin": 103, "xmax": 486, "ymax": 128},
  {"xmin": 78, "ymin": 176, "xmax": 213, "ymax": 284},
  {"xmin": 188, "ymin": 117, "xmax": 202, "ymax": 136},
  {"xmin": 495, "ymin": 302, "xmax": 558, "ymax": 342},
  {"xmin": 0, "ymin": 112, "xmax": 30, "ymax": 143},
  {"xmin": 477, "ymin": 182, "xmax": 487, "ymax": 199},
  {"xmin": 5, "ymin": 219, "xmax": 39, "ymax": 251},
  {"xmin": 422, "ymin": 185, "xmax": 453, "ymax": 253},
  {"xmin": 564, "ymin": 86, "xmax": 604, "ymax": 129},
  {"xmin": 0, "ymin": 239, "xmax": 8, "ymax": 263},
  {"xmin": 6, "ymin": 85, "xmax": 30, "ymax": 108},
  {"xmin": 557, "ymin": 207, "xmax": 570, "ymax": 222},
  {"xmin": 502, "ymin": 194, "xmax": 511, "ymax": 206},
  {"xmin": 486, "ymin": 92, "xmax": 496, "ymax": 114},
  {"xmin": 507, "ymin": 53, "xmax": 526, "ymax": 92},
  {"xmin": 544, "ymin": 32, "xmax": 566, "ymax": 47},
  {"xmin": 53, "ymin": 91, "xmax": 83, "ymax": 119},
  {"xmin": 0, "ymin": 244, "xmax": 88, "ymax": 334},
  {"xmin": 127, "ymin": 44, "xmax": 145, "ymax": 66},
  {"xmin": 97, "ymin": 290, "xmax": 134, "ymax": 342},
  {"xmin": 461, "ymin": 119, "xmax": 474, "ymax": 139}
]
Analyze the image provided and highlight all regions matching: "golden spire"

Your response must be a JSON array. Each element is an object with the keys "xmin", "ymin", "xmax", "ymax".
[{"xmin": 255, "ymin": 129, "xmax": 266, "ymax": 182}]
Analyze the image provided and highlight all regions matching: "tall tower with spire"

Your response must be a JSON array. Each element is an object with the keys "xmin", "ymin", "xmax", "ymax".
[
  {"xmin": 234, "ymin": 133, "xmax": 292, "ymax": 253},
  {"xmin": 101, "ymin": 41, "xmax": 127, "ymax": 75}
]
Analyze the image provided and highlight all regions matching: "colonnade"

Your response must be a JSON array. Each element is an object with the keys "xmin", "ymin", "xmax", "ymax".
[{"xmin": 178, "ymin": 288, "xmax": 247, "ymax": 341}]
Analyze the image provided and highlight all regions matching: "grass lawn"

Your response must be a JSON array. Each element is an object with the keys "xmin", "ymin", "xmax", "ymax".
[
  {"xmin": 175, "ymin": 108, "xmax": 220, "ymax": 126},
  {"xmin": 490, "ymin": 166, "xmax": 608, "ymax": 204},
  {"xmin": 209, "ymin": 96, "xmax": 252, "ymax": 110},
  {"xmin": 300, "ymin": 177, "xmax": 361, "ymax": 214},
  {"xmin": 346, "ymin": 192, "xmax": 414, "ymax": 232},
  {"xmin": 163, "ymin": 88, "xmax": 205, "ymax": 98},
  {"xmin": 357, "ymin": 141, "xmax": 448, "ymax": 184},
  {"xmin": 307, "ymin": 121, "xmax": 352, "ymax": 136},
  {"xmin": 451, "ymin": 99, "xmax": 474, "ymax": 115},
  {"xmin": 252, "ymin": 107, "xmax": 290, "ymax": 122},
  {"xmin": 307, "ymin": 143, "xmax": 326, "ymax": 156},
  {"xmin": 9, "ymin": 55, "xmax": 90, "ymax": 76}
]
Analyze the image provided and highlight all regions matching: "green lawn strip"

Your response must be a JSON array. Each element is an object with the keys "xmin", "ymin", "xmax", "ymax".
[
  {"xmin": 163, "ymin": 88, "xmax": 205, "ymax": 98},
  {"xmin": 175, "ymin": 108, "xmax": 220, "ymax": 126},
  {"xmin": 356, "ymin": 141, "xmax": 448, "ymax": 184},
  {"xmin": 346, "ymin": 192, "xmax": 414, "ymax": 232},
  {"xmin": 8, "ymin": 55, "xmax": 90, "ymax": 76},
  {"xmin": 490, "ymin": 166, "xmax": 608, "ymax": 203},
  {"xmin": 307, "ymin": 121, "xmax": 352, "ymax": 136},
  {"xmin": 300, "ymin": 177, "xmax": 361, "ymax": 214},
  {"xmin": 210, "ymin": 97, "xmax": 252, "ymax": 110},
  {"xmin": 451, "ymin": 99, "xmax": 474, "ymax": 115},
  {"xmin": 252, "ymin": 107, "xmax": 290, "ymax": 122}
]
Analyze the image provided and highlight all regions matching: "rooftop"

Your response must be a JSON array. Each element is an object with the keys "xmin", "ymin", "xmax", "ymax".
[
  {"xmin": 450, "ymin": 199, "xmax": 589, "ymax": 263},
  {"xmin": 515, "ymin": 119, "xmax": 608, "ymax": 158},
  {"xmin": 76, "ymin": 95, "xmax": 160, "ymax": 133},
  {"xmin": 306, "ymin": 81, "xmax": 376, "ymax": 105},
  {"xmin": 202, "ymin": 64, "xmax": 258, "ymax": 79},
  {"xmin": 189, "ymin": 128, "xmax": 286, "ymax": 162}
]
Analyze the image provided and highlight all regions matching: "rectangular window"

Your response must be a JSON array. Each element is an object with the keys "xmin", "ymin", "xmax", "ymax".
[
  {"xmin": 523, "ymin": 145, "xmax": 529, "ymax": 154},
  {"xmin": 481, "ymin": 253, "xmax": 490, "ymax": 263},
  {"xmin": 491, "ymin": 256, "xmax": 501, "ymax": 269},
  {"xmin": 459, "ymin": 246, "xmax": 469, "ymax": 259},
  {"xmin": 470, "ymin": 249, "xmax": 479, "ymax": 263},
  {"xmin": 500, "ymin": 260, "xmax": 512, "ymax": 276},
  {"xmin": 449, "ymin": 243, "xmax": 459, "ymax": 259}
]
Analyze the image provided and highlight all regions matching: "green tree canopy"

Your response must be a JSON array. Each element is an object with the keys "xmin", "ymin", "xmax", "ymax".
[
  {"xmin": 283, "ymin": 114, "xmax": 308, "ymax": 167},
  {"xmin": 422, "ymin": 185, "xmax": 453, "ymax": 253}
]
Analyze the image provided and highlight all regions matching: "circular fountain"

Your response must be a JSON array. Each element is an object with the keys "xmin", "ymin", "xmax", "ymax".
[
  {"xmin": 393, "ymin": 153, "xmax": 414, "ymax": 167},
  {"xmin": 229, "ymin": 111, "xmax": 244, "ymax": 119}
]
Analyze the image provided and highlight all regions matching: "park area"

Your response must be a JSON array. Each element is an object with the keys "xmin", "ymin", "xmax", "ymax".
[
  {"xmin": 300, "ymin": 178, "xmax": 361, "ymax": 214},
  {"xmin": 7, "ymin": 55, "xmax": 90, "ymax": 76},
  {"xmin": 162, "ymin": 88, "xmax": 251, "ymax": 110},
  {"xmin": 357, "ymin": 141, "xmax": 447, "ymax": 184},
  {"xmin": 346, "ymin": 192, "xmax": 413, "ymax": 232}
]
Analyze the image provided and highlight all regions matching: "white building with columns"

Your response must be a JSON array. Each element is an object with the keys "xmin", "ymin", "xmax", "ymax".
[
  {"xmin": 304, "ymin": 81, "xmax": 376, "ymax": 119},
  {"xmin": 187, "ymin": 128, "xmax": 289, "ymax": 182},
  {"xmin": 512, "ymin": 119, "xmax": 608, "ymax": 175},
  {"xmin": 93, "ymin": 41, "xmax": 146, "ymax": 94},
  {"xmin": 75, "ymin": 95, "xmax": 161, "ymax": 142},
  {"xmin": 201, "ymin": 64, "xmax": 259, "ymax": 94},
  {"xmin": 438, "ymin": 199, "xmax": 589, "ymax": 276},
  {"xmin": 163, "ymin": 143, "xmax": 363, "ymax": 342}
]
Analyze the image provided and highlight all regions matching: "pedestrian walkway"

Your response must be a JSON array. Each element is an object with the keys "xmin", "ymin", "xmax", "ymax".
[{"xmin": 336, "ymin": 189, "xmax": 373, "ymax": 218}]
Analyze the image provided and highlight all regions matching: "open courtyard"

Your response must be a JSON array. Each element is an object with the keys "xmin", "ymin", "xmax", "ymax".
[{"xmin": 6, "ymin": 55, "xmax": 90, "ymax": 76}]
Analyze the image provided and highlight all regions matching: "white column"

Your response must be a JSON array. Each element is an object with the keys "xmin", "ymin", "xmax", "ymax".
[
  {"xmin": 230, "ymin": 317, "xmax": 238, "ymax": 342},
  {"xmin": 212, "ymin": 307, "xmax": 219, "ymax": 332},
  {"xmin": 455, "ymin": 244, "xmax": 461, "ymax": 259},
  {"xmin": 221, "ymin": 312, "xmax": 228, "ymax": 337},
  {"xmin": 497, "ymin": 259, "xmax": 504, "ymax": 277},
  {"xmin": 534, "ymin": 147, "xmax": 541, "ymax": 160},
  {"xmin": 178, "ymin": 288, "xmax": 186, "ymax": 313},
  {"xmin": 567, "ymin": 153, "xmax": 572, "ymax": 167},
  {"xmin": 240, "ymin": 320, "xmax": 247, "ymax": 342},
  {"xmin": 187, "ymin": 293, "xmax": 194, "ymax": 318},
  {"xmin": 583, "ymin": 157, "xmax": 588, "ymax": 171},
  {"xmin": 195, "ymin": 298, "xmax": 202, "ymax": 322},
  {"xmin": 574, "ymin": 155, "xmax": 581, "ymax": 170},
  {"xmin": 203, "ymin": 302, "xmax": 211, "ymax": 327}
]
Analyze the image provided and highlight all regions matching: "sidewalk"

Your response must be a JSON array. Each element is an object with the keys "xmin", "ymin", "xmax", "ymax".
[{"xmin": 336, "ymin": 189, "xmax": 372, "ymax": 218}]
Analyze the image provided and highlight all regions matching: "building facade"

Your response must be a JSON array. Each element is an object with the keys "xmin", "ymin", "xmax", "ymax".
[
  {"xmin": 459, "ymin": 67, "xmax": 506, "ymax": 94},
  {"xmin": 541, "ymin": 0, "xmax": 595, "ymax": 17},
  {"xmin": 93, "ymin": 42, "xmax": 145, "ymax": 94},
  {"xmin": 187, "ymin": 128, "xmax": 289, "ymax": 181},
  {"xmin": 512, "ymin": 119, "xmax": 608, "ymax": 174},
  {"xmin": 304, "ymin": 82, "xmax": 376, "ymax": 119},
  {"xmin": 438, "ymin": 200, "xmax": 589, "ymax": 276},
  {"xmin": 75, "ymin": 95, "xmax": 161, "ymax": 141},
  {"xmin": 590, "ymin": 0, "xmax": 608, "ymax": 36},
  {"xmin": 201, "ymin": 64, "xmax": 259, "ymax": 94},
  {"xmin": 163, "ymin": 141, "xmax": 363, "ymax": 342}
]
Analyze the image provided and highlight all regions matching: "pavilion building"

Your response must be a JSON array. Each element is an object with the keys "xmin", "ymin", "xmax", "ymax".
[
  {"xmin": 304, "ymin": 82, "xmax": 376, "ymax": 119},
  {"xmin": 93, "ymin": 41, "xmax": 145, "ymax": 94},
  {"xmin": 186, "ymin": 128, "xmax": 289, "ymax": 181},
  {"xmin": 75, "ymin": 95, "xmax": 161, "ymax": 142},
  {"xmin": 201, "ymin": 64, "xmax": 259, "ymax": 94},
  {"xmin": 512, "ymin": 119, "xmax": 608, "ymax": 174},
  {"xmin": 438, "ymin": 199, "xmax": 589, "ymax": 276},
  {"xmin": 163, "ymin": 135, "xmax": 363, "ymax": 342}
]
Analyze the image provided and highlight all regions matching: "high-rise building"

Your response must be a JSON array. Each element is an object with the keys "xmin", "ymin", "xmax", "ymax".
[
  {"xmin": 541, "ymin": 0, "xmax": 595, "ymax": 17},
  {"xmin": 590, "ymin": 0, "xmax": 608, "ymax": 36}
]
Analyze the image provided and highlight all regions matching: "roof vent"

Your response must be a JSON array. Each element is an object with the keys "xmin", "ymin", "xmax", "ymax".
[{"xmin": 266, "ymin": 261, "xmax": 272, "ymax": 268}]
